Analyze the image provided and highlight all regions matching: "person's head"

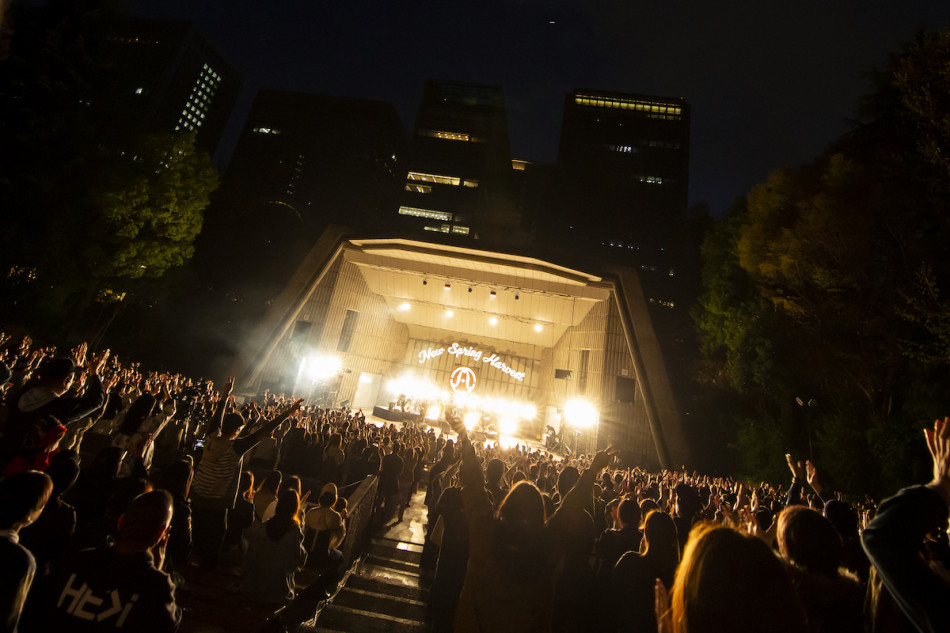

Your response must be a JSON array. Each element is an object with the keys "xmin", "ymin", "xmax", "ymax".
[
  {"xmin": 319, "ymin": 482, "xmax": 338, "ymax": 508},
  {"xmin": 486, "ymin": 458, "xmax": 505, "ymax": 484},
  {"xmin": 497, "ymin": 480, "xmax": 545, "ymax": 531},
  {"xmin": 557, "ymin": 466, "xmax": 580, "ymax": 496},
  {"xmin": 671, "ymin": 523, "xmax": 804, "ymax": 633},
  {"xmin": 777, "ymin": 505, "xmax": 842, "ymax": 578},
  {"xmin": 222, "ymin": 412, "xmax": 246, "ymax": 438},
  {"xmin": 46, "ymin": 451, "xmax": 81, "ymax": 498},
  {"xmin": 822, "ymin": 500, "xmax": 859, "ymax": 539},
  {"xmin": 328, "ymin": 433, "xmax": 342, "ymax": 449},
  {"xmin": 37, "ymin": 357, "xmax": 76, "ymax": 395},
  {"xmin": 674, "ymin": 483, "xmax": 701, "ymax": 519},
  {"xmin": 260, "ymin": 470, "xmax": 282, "ymax": 495},
  {"xmin": 618, "ymin": 497, "xmax": 642, "ymax": 530},
  {"xmin": 158, "ymin": 457, "xmax": 194, "ymax": 501},
  {"xmin": 119, "ymin": 393, "xmax": 156, "ymax": 436},
  {"xmin": 284, "ymin": 476, "xmax": 301, "ymax": 496},
  {"xmin": 0, "ymin": 471, "xmax": 53, "ymax": 531},
  {"xmin": 116, "ymin": 490, "xmax": 173, "ymax": 551},
  {"xmin": 642, "ymin": 510, "xmax": 680, "ymax": 583},
  {"xmin": 266, "ymin": 489, "xmax": 300, "ymax": 542}
]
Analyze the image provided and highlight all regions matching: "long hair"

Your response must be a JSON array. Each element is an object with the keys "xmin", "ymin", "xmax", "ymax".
[
  {"xmin": 642, "ymin": 510, "xmax": 680, "ymax": 589},
  {"xmin": 265, "ymin": 489, "xmax": 300, "ymax": 542},
  {"xmin": 671, "ymin": 523, "xmax": 804, "ymax": 633}
]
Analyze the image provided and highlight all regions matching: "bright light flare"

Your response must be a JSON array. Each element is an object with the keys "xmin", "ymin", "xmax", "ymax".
[
  {"xmin": 498, "ymin": 418, "xmax": 517, "ymax": 435},
  {"xmin": 564, "ymin": 398, "xmax": 598, "ymax": 428},
  {"xmin": 463, "ymin": 411, "xmax": 481, "ymax": 431},
  {"xmin": 301, "ymin": 355, "xmax": 341, "ymax": 381},
  {"xmin": 425, "ymin": 404, "xmax": 442, "ymax": 420},
  {"xmin": 398, "ymin": 302, "xmax": 411, "ymax": 311}
]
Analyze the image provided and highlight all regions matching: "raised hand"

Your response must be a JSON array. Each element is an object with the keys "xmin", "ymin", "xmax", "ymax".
[
  {"xmin": 925, "ymin": 417, "xmax": 950, "ymax": 497},
  {"xmin": 71, "ymin": 342, "xmax": 88, "ymax": 368},
  {"xmin": 805, "ymin": 459, "xmax": 823, "ymax": 494},
  {"xmin": 785, "ymin": 453, "xmax": 805, "ymax": 480}
]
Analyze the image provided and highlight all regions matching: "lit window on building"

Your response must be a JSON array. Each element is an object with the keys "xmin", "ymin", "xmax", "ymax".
[
  {"xmin": 452, "ymin": 225, "xmax": 470, "ymax": 235},
  {"xmin": 574, "ymin": 93, "xmax": 682, "ymax": 119},
  {"xmin": 419, "ymin": 129, "xmax": 473, "ymax": 142},
  {"xmin": 253, "ymin": 127, "xmax": 282, "ymax": 135},
  {"xmin": 462, "ymin": 180, "xmax": 479, "ymax": 188},
  {"xmin": 398, "ymin": 206, "xmax": 453, "ymax": 221},
  {"xmin": 134, "ymin": 87, "xmax": 144, "ymax": 95},
  {"xmin": 407, "ymin": 172, "xmax": 461, "ymax": 186},
  {"xmin": 405, "ymin": 184, "xmax": 433, "ymax": 194}
]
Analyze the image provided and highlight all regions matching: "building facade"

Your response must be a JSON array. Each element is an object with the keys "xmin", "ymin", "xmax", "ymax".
[
  {"xmin": 229, "ymin": 228, "xmax": 689, "ymax": 469},
  {"xmin": 105, "ymin": 17, "xmax": 241, "ymax": 157}
]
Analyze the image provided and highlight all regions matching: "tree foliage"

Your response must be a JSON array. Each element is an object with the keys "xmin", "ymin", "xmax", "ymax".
[{"xmin": 694, "ymin": 29, "xmax": 950, "ymax": 495}]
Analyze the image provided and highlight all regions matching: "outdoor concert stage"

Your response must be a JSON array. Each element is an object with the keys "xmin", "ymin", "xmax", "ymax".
[{"xmin": 228, "ymin": 227, "xmax": 688, "ymax": 469}]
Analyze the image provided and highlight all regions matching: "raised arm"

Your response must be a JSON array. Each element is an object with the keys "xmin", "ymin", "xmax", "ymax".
[{"xmin": 204, "ymin": 377, "xmax": 233, "ymax": 438}]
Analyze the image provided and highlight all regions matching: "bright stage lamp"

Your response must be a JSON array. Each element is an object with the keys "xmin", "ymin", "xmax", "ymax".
[
  {"xmin": 564, "ymin": 398, "xmax": 598, "ymax": 428},
  {"xmin": 463, "ymin": 411, "xmax": 481, "ymax": 431},
  {"xmin": 499, "ymin": 418, "xmax": 517, "ymax": 435},
  {"xmin": 425, "ymin": 404, "xmax": 442, "ymax": 420},
  {"xmin": 302, "ymin": 355, "xmax": 342, "ymax": 381}
]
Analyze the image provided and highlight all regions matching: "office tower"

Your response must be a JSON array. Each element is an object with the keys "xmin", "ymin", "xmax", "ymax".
[
  {"xmin": 199, "ymin": 89, "xmax": 407, "ymax": 308},
  {"xmin": 105, "ymin": 17, "xmax": 241, "ymax": 157},
  {"xmin": 555, "ymin": 89, "xmax": 690, "ymax": 246},
  {"xmin": 396, "ymin": 80, "xmax": 518, "ymax": 239}
]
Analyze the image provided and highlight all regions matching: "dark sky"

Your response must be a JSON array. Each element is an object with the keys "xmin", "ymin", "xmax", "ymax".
[{"xmin": 124, "ymin": 0, "xmax": 950, "ymax": 216}]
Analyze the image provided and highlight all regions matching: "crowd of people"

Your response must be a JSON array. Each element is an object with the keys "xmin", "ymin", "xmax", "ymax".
[{"xmin": 0, "ymin": 331, "xmax": 948, "ymax": 633}]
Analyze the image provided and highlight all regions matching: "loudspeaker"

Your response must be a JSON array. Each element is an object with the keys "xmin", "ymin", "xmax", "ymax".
[
  {"xmin": 615, "ymin": 376, "xmax": 638, "ymax": 403},
  {"xmin": 554, "ymin": 368, "xmax": 573, "ymax": 380}
]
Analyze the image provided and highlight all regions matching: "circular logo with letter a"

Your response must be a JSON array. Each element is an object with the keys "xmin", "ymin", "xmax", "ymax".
[{"xmin": 450, "ymin": 366, "xmax": 478, "ymax": 394}]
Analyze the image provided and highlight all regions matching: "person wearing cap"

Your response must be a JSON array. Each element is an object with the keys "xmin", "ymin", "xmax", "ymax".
[
  {"xmin": 2, "ymin": 346, "xmax": 109, "ymax": 475},
  {"xmin": 190, "ymin": 377, "xmax": 301, "ymax": 570}
]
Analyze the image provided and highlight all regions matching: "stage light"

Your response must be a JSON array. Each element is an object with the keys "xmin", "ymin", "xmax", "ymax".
[
  {"xmin": 564, "ymin": 398, "xmax": 598, "ymax": 428},
  {"xmin": 444, "ymin": 283, "xmax": 451, "ymax": 290},
  {"xmin": 468, "ymin": 287, "xmax": 473, "ymax": 293},
  {"xmin": 425, "ymin": 404, "xmax": 442, "ymax": 420},
  {"xmin": 463, "ymin": 411, "xmax": 480, "ymax": 431},
  {"xmin": 489, "ymin": 290, "xmax": 496, "ymax": 298},
  {"xmin": 398, "ymin": 302, "xmax": 410, "ymax": 311},
  {"xmin": 423, "ymin": 279, "xmax": 427, "ymax": 285},
  {"xmin": 445, "ymin": 309, "xmax": 454, "ymax": 317},
  {"xmin": 499, "ymin": 418, "xmax": 517, "ymax": 435},
  {"xmin": 489, "ymin": 316, "xmax": 498, "ymax": 325},
  {"xmin": 515, "ymin": 295, "xmax": 519, "ymax": 300},
  {"xmin": 301, "ymin": 355, "xmax": 342, "ymax": 381},
  {"xmin": 534, "ymin": 324, "xmax": 542, "ymax": 332}
]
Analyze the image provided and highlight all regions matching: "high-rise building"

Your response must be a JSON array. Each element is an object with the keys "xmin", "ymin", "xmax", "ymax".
[
  {"xmin": 104, "ymin": 17, "xmax": 241, "ymax": 157},
  {"xmin": 198, "ymin": 89, "xmax": 407, "ymax": 310},
  {"xmin": 554, "ymin": 89, "xmax": 690, "ymax": 250},
  {"xmin": 396, "ymin": 80, "xmax": 519, "ymax": 240}
]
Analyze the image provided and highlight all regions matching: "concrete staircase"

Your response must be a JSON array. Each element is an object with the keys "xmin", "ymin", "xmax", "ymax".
[{"xmin": 305, "ymin": 488, "xmax": 430, "ymax": 633}]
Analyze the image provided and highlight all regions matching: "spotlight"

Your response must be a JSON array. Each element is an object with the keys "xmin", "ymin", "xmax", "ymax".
[
  {"xmin": 489, "ymin": 290, "xmax": 496, "ymax": 298},
  {"xmin": 444, "ymin": 283, "xmax": 451, "ymax": 290},
  {"xmin": 423, "ymin": 279, "xmax": 427, "ymax": 286},
  {"xmin": 515, "ymin": 294, "xmax": 519, "ymax": 300},
  {"xmin": 468, "ymin": 287, "xmax": 473, "ymax": 293},
  {"xmin": 534, "ymin": 324, "xmax": 542, "ymax": 332},
  {"xmin": 489, "ymin": 316, "xmax": 498, "ymax": 325},
  {"xmin": 445, "ymin": 309, "xmax": 454, "ymax": 317}
]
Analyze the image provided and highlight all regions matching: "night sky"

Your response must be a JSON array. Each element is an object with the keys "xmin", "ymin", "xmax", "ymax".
[{"xmin": 124, "ymin": 0, "xmax": 950, "ymax": 216}]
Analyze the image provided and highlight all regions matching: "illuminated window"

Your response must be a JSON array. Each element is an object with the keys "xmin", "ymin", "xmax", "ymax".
[
  {"xmin": 452, "ymin": 225, "xmax": 470, "ymax": 235},
  {"xmin": 135, "ymin": 87, "xmax": 144, "ymax": 94},
  {"xmin": 574, "ymin": 93, "xmax": 682, "ymax": 119},
  {"xmin": 253, "ymin": 127, "xmax": 281, "ymax": 135},
  {"xmin": 398, "ymin": 206, "xmax": 453, "ymax": 221},
  {"xmin": 407, "ymin": 172, "xmax": 461, "ymax": 186},
  {"xmin": 419, "ymin": 129, "xmax": 476, "ymax": 142},
  {"xmin": 423, "ymin": 224, "xmax": 451, "ymax": 233},
  {"xmin": 405, "ymin": 184, "xmax": 433, "ymax": 194}
]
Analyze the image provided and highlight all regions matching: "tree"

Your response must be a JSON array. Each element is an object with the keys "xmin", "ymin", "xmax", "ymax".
[{"xmin": 88, "ymin": 131, "xmax": 218, "ymax": 279}]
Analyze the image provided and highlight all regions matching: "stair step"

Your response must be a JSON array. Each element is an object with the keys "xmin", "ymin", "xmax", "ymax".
[
  {"xmin": 364, "ymin": 554, "xmax": 421, "ymax": 576},
  {"xmin": 347, "ymin": 574, "xmax": 427, "ymax": 602},
  {"xmin": 334, "ymin": 588, "xmax": 427, "ymax": 621},
  {"xmin": 369, "ymin": 544, "xmax": 423, "ymax": 565},
  {"xmin": 317, "ymin": 604, "xmax": 424, "ymax": 633}
]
